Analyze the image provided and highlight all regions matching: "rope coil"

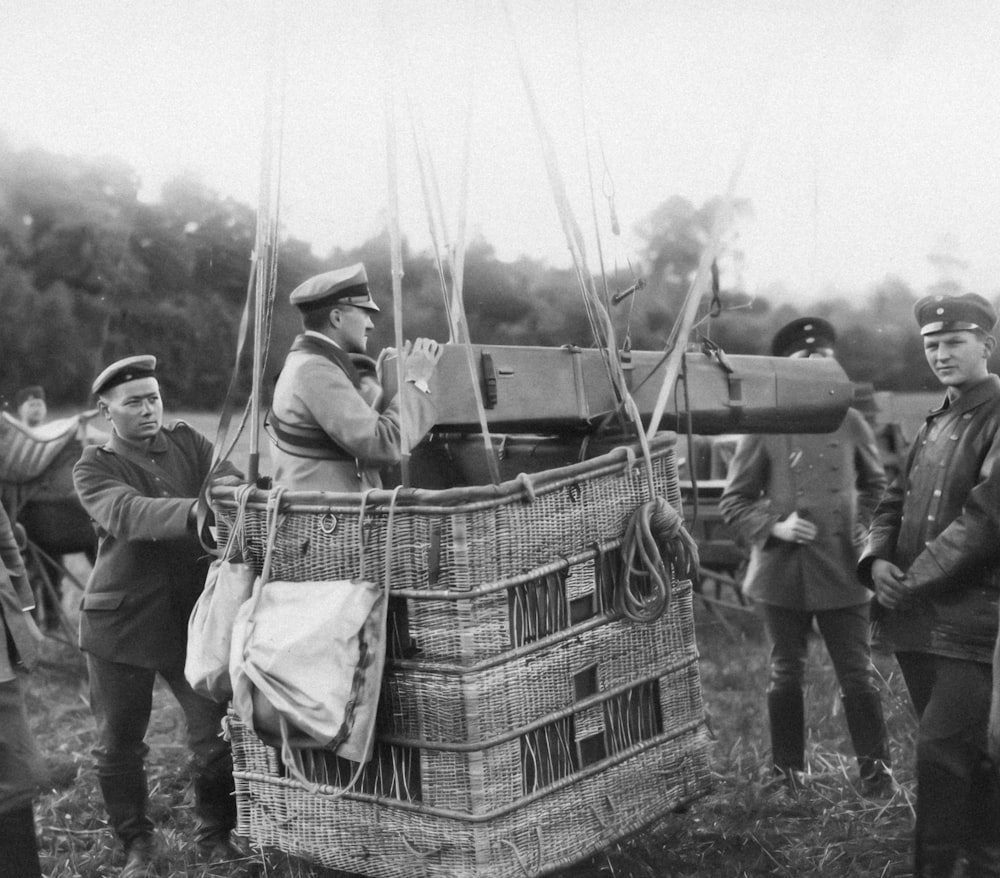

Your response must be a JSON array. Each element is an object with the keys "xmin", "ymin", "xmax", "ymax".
[{"xmin": 616, "ymin": 497, "xmax": 699, "ymax": 623}]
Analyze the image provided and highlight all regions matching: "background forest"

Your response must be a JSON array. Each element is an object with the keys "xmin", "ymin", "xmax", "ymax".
[{"xmin": 0, "ymin": 136, "xmax": 977, "ymax": 411}]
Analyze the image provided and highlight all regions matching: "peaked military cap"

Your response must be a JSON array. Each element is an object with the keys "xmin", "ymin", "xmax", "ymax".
[
  {"xmin": 771, "ymin": 317, "xmax": 837, "ymax": 357},
  {"xmin": 92, "ymin": 355, "xmax": 158, "ymax": 396},
  {"xmin": 289, "ymin": 263, "xmax": 380, "ymax": 313},
  {"xmin": 914, "ymin": 292, "xmax": 997, "ymax": 336},
  {"xmin": 14, "ymin": 385, "xmax": 45, "ymax": 407}
]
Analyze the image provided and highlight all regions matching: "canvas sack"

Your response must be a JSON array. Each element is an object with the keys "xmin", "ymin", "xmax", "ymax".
[
  {"xmin": 185, "ymin": 484, "xmax": 256, "ymax": 702},
  {"xmin": 229, "ymin": 487, "xmax": 391, "ymax": 770}
]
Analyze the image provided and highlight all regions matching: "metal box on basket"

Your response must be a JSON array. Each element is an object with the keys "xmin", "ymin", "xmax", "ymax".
[{"xmin": 216, "ymin": 432, "xmax": 711, "ymax": 878}]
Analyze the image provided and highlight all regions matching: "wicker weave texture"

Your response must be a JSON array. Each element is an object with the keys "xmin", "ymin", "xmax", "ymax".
[
  {"xmin": 221, "ymin": 444, "xmax": 678, "ymax": 584},
  {"xmin": 382, "ymin": 584, "xmax": 699, "ymax": 746},
  {"xmin": 230, "ymin": 719, "xmax": 710, "ymax": 878}
]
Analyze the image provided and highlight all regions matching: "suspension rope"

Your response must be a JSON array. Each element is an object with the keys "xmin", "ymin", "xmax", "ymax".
[
  {"xmin": 211, "ymin": 0, "xmax": 286, "ymax": 485},
  {"xmin": 574, "ymin": 3, "xmax": 614, "ymax": 320},
  {"xmin": 380, "ymin": 21, "xmax": 410, "ymax": 488},
  {"xmin": 501, "ymin": 0, "xmax": 629, "ymax": 417},
  {"xmin": 395, "ymin": 7, "xmax": 500, "ymax": 484}
]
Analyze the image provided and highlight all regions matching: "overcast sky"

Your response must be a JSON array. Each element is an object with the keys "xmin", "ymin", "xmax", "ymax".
[{"xmin": 5, "ymin": 1, "xmax": 1000, "ymax": 304}]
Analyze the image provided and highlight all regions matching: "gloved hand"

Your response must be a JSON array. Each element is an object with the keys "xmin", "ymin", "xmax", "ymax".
[{"xmin": 770, "ymin": 510, "xmax": 818, "ymax": 545}]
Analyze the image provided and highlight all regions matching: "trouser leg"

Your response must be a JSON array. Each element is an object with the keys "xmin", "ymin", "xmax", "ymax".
[
  {"xmin": 0, "ymin": 674, "xmax": 43, "ymax": 878},
  {"xmin": 816, "ymin": 604, "xmax": 892, "ymax": 781},
  {"xmin": 161, "ymin": 664, "xmax": 235, "ymax": 844},
  {"xmin": 760, "ymin": 603, "xmax": 809, "ymax": 773},
  {"xmin": 842, "ymin": 690, "xmax": 892, "ymax": 781},
  {"xmin": 898, "ymin": 654, "xmax": 998, "ymax": 878},
  {"xmin": 767, "ymin": 689, "xmax": 805, "ymax": 773},
  {"xmin": 86, "ymin": 654, "xmax": 155, "ymax": 848},
  {"xmin": 97, "ymin": 770, "xmax": 152, "ymax": 849}
]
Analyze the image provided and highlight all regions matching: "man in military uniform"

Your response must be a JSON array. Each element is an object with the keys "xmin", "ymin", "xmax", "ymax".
[
  {"xmin": 0, "ymin": 502, "xmax": 43, "ymax": 878},
  {"xmin": 267, "ymin": 262, "xmax": 443, "ymax": 492},
  {"xmin": 73, "ymin": 356, "xmax": 244, "ymax": 877},
  {"xmin": 862, "ymin": 293, "xmax": 1000, "ymax": 877},
  {"xmin": 720, "ymin": 317, "xmax": 892, "ymax": 796}
]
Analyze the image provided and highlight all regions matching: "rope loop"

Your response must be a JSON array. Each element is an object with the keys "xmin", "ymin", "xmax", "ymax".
[{"xmin": 615, "ymin": 497, "xmax": 699, "ymax": 623}]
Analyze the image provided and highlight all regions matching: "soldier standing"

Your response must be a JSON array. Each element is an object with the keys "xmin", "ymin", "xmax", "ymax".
[
  {"xmin": 862, "ymin": 294, "xmax": 1000, "ymax": 877},
  {"xmin": 73, "ymin": 355, "xmax": 245, "ymax": 877},
  {"xmin": 720, "ymin": 317, "xmax": 892, "ymax": 796}
]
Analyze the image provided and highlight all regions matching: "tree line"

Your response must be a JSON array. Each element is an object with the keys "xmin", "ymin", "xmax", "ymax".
[{"xmin": 0, "ymin": 137, "xmax": 968, "ymax": 412}]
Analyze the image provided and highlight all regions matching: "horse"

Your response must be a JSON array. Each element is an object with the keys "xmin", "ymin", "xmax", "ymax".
[{"xmin": 0, "ymin": 412, "xmax": 99, "ymax": 632}]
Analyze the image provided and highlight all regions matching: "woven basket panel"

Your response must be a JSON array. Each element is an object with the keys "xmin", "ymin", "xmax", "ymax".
[
  {"xmin": 229, "ymin": 646, "xmax": 703, "ymax": 820},
  {"xmin": 221, "ymin": 446, "xmax": 679, "ymax": 593},
  {"xmin": 231, "ymin": 722, "xmax": 710, "ymax": 878},
  {"xmin": 381, "ymin": 584, "xmax": 697, "ymax": 745}
]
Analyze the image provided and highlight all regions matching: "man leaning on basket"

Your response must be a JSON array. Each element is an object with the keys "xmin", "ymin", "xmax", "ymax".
[
  {"xmin": 267, "ymin": 262, "xmax": 443, "ymax": 492},
  {"xmin": 73, "ymin": 355, "xmax": 246, "ymax": 877}
]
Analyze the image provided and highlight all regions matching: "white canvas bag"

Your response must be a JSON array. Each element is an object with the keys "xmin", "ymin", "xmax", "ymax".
[
  {"xmin": 185, "ymin": 484, "xmax": 257, "ymax": 702},
  {"xmin": 230, "ymin": 487, "xmax": 392, "ymax": 772}
]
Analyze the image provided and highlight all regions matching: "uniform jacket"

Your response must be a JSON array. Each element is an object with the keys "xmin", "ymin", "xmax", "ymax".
[
  {"xmin": 860, "ymin": 374, "xmax": 1000, "ymax": 664},
  {"xmin": 0, "ymin": 503, "xmax": 38, "ymax": 678},
  {"xmin": 720, "ymin": 408, "xmax": 887, "ymax": 610},
  {"xmin": 268, "ymin": 332, "xmax": 437, "ymax": 493},
  {"xmin": 73, "ymin": 422, "xmax": 238, "ymax": 670}
]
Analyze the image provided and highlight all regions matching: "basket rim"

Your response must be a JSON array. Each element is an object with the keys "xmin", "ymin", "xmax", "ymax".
[{"xmin": 211, "ymin": 432, "xmax": 678, "ymax": 513}]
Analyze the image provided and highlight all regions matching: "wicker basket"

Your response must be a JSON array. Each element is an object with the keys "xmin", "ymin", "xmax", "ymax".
[{"xmin": 215, "ymin": 432, "xmax": 711, "ymax": 877}]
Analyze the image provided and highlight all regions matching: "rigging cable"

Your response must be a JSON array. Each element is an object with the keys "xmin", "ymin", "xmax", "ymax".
[
  {"xmin": 393, "ymin": 5, "xmax": 501, "ymax": 484},
  {"xmin": 379, "ymin": 15, "xmax": 410, "ymax": 488},
  {"xmin": 500, "ymin": 0, "xmax": 627, "ymax": 414},
  {"xmin": 210, "ymin": 0, "xmax": 287, "ymax": 484}
]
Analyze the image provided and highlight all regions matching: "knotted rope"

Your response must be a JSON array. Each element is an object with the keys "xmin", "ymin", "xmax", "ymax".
[{"xmin": 616, "ymin": 496, "xmax": 700, "ymax": 623}]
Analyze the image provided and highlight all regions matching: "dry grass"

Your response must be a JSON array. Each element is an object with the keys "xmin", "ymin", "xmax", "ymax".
[{"xmin": 28, "ymin": 571, "xmax": 917, "ymax": 878}]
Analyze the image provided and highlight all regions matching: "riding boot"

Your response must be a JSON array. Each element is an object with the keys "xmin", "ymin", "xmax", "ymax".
[
  {"xmin": 0, "ymin": 805, "xmax": 42, "ymax": 878},
  {"xmin": 98, "ymin": 770, "xmax": 154, "ymax": 849},
  {"xmin": 193, "ymin": 770, "xmax": 237, "ymax": 850},
  {"xmin": 842, "ymin": 690, "xmax": 893, "ymax": 794},
  {"xmin": 767, "ymin": 689, "xmax": 804, "ymax": 783}
]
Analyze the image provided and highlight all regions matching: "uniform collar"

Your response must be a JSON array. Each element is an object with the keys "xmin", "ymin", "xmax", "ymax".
[
  {"xmin": 106, "ymin": 428, "xmax": 168, "ymax": 456},
  {"xmin": 930, "ymin": 373, "xmax": 1000, "ymax": 417},
  {"xmin": 303, "ymin": 330, "xmax": 342, "ymax": 351}
]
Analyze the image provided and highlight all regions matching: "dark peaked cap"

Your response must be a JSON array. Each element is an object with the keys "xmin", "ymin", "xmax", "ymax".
[
  {"xmin": 92, "ymin": 355, "xmax": 158, "ymax": 396},
  {"xmin": 914, "ymin": 293, "xmax": 997, "ymax": 336},
  {"xmin": 289, "ymin": 263, "xmax": 380, "ymax": 313},
  {"xmin": 771, "ymin": 317, "xmax": 837, "ymax": 357}
]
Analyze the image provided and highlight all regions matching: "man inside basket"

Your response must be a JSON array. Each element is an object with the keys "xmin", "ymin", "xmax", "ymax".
[
  {"xmin": 73, "ymin": 355, "xmax": 246, "ymax": 877},
  {"xmin": 267, "ymin": 262, "xmax": 443, "ymax": 492}
]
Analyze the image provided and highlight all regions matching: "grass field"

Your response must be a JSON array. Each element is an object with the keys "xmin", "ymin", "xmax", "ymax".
[{"xmin": 23, "ymin": 408, "xmax": 923, "ymax": 877}]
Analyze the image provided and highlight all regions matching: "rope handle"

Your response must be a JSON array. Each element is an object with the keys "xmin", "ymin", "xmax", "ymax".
[{"xmin": 258, "ymin": 485, "xmax": 287, "ymax": 585}]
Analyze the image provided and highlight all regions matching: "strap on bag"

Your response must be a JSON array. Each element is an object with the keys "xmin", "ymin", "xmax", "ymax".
[{"xmin": 219, "ymin": 483, "xmax": 254, "ymax": 563}]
